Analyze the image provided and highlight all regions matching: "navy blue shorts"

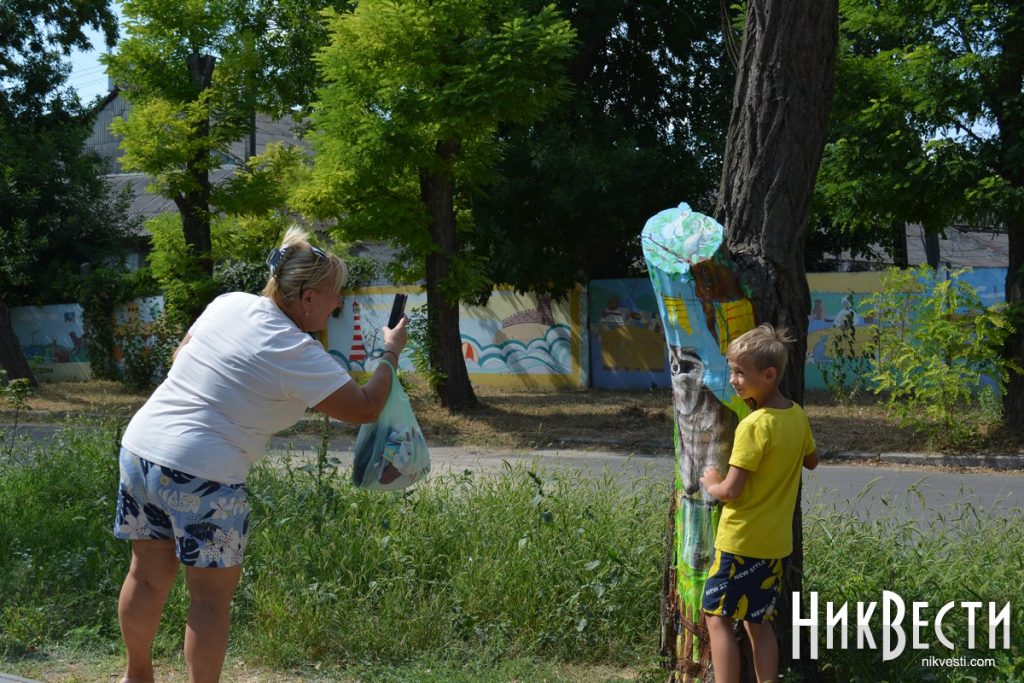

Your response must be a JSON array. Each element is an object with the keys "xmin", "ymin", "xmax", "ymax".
[
  {"xmin": 114, "ymin": 448, "xmax": 250, "ymax": 567},
  {"xmin": 701, "ymin": 550, "xmax": 783, "ymax": 623}
]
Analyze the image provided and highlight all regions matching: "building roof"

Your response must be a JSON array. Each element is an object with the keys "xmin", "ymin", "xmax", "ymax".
[
  {"xmin": 86, "ymin": 88, "xmax": 308, "ymax": 237},
  {"xmin": 905, "ymin": 223, "xmax": 1008, "ymax": 269},
  {"xmin": 822, "ymin": 223, "xmax": 1008, "ymax": 272},
  {"xmin": 105, "ymin": 169, "xmax": 240, "ymax": 236}
]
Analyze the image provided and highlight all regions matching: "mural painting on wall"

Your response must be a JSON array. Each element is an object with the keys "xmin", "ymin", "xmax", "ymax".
[
  {"xmin": 642, "ymin": 202, "xmax": 757, "ymax": 682},
  {"xmin": 803, "ymin": 269, "xmax": 1008, "ymax": 390},
  {"xmin": 112, "ymin": 296, "xmax": 166, "ymax": 365},
  {"xmin": 9, "ymin": 304, "xmax": 90, "ymax": 381},
  {"xmin": 589, "ymin": 278, "xmax": 667, "ymax": 389},
  {"xmin": 325, "ymin": 288, "xmax": 582, "ymax": 388},
  {"xmin": 803, "ymin": 273, "xmax": 885, "ymax": 393}
]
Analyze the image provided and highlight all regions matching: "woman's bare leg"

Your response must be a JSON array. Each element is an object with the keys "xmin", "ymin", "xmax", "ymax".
[
  {"xmin": 183, "ymin": 563, "xmax": 242, "ymax": 683},
  {"xmin": 118, "ymin": 539, "xmax": 179, "ymax": 683}
]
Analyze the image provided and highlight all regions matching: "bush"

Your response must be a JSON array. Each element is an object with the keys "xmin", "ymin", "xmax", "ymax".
[
  {"xmin": 0, "ymin": 370, "xmax": 32, "ymax": 457},
  {"xmin": 113, "ymin": 307, "xmax": 182, "ymax": 392},
  {"xmin": 78, "ymin": 266, "xmax": 161, "ymax": 381},
  {"xmin": 863, "ymin": 266, "xmax": 1020, "ymax": 448}
]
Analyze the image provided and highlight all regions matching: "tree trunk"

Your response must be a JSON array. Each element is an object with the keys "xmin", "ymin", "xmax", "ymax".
[
  {"xmin": 714, "ymin": 0, "xmax": 838, "ymax": 679},
  {"xmin": 994, "ymin": 12, "xmax": 1024, "ymax": 428},
  {"xmin": 924, "ymin": 230, "xmax": 941, "ymax": 270},
  {"xmin": 1002, "ymin": 221, "xmax": 1024, "ymax": 427},
  {"xmin": 892, "ymin": 224, "xmax": 909, "ymax": 268},
  {"xmin": 0, "ymin": 301, "xmax": 37, "ymax": 387},
  {"xmin": 420, "ymin": 139, "xmax": 478, "ymax": 412},
  {"xmin": 179, "ymin": 53, "xmax": 216, "ymax": 280}
]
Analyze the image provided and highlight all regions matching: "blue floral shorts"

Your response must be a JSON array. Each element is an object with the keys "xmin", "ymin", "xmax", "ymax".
[{"xmin": 114, "ymin": 447, "xmax": 250, "ymax": 568}]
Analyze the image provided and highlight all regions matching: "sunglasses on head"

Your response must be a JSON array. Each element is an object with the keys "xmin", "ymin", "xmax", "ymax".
[{"xmin": 266, "ymin": 245, "xmax": 328, "ymax": 277}]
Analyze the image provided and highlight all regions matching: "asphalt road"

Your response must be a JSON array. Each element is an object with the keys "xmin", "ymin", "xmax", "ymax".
[{"xmin": 268, "ymin": 434, "xmax": 1024, "ymax": 526}]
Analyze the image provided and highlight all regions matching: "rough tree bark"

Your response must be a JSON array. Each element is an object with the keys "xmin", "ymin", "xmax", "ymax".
[
  {"xmin": 0, "ymin": 301, "xmax": 37, "ymax": 387},
  {"xmin": 175, "ymin": 53, "xmax": 216, "ymax": 281},
  {"xmin": 994, "ymin": 15, "xmax": 1024, "ymax": 428},
  {"xmin": 714, "ymin": 0, "xmax": 838, "ymax": 679},
  {"xmin": 420, "ymin": 139, "xmax": 478, "ymax": 412}
]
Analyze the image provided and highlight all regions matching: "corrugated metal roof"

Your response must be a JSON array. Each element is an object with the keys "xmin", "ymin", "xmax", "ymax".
[
  {"xmin": 905, "ymin": 223, "xmax": 1008, "ymax": 269},
  {"xmin": 88, "ymin": 89, "xmax": 308, "ymax": 236},
  {"xmin": 87, "ymin": 90, "xmax": 1009, "ymax": 273},
  {"xmin": 105, "ymin": 169, "xmax": 240, "ymax": 236}
]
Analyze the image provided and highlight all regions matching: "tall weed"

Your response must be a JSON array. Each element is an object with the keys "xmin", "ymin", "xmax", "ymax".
[
  {"xmin": 237, "ymin": 459, "xmax": 665, "ymax": 666},
  {"xmin": 0, "ymin": 420, "xmax": 126, "ymax": 657},
  {"xmin": 3, "ymin": 425, "xmax": 1022, "ymax": 683},
  {"xmin": 802, "ymin": 486, "xmax": 1024, "ymax": 682}
]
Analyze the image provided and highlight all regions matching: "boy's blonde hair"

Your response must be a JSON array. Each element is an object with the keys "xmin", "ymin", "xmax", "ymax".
[
  {"xmin": 726, "ymin": 323, "xmax": 794, "ymax": 375},
  {"xmin": 262, "ymin": 226, "xmax": 348, "ymax": 304}
]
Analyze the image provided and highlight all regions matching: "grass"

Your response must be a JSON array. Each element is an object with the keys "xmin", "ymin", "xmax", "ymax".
[
  {"xmin": 6, "ymin": 651, "xmax": 646, "ymax": 682},
  {"xmin": 2, "ymin": 423, "xmax": 1023, "ymax": 682},
  {"xmin": 0, "ymin": 421, "xmax": 666, "ymax": 682},
  {"xmin": 7, "ymin": 379, "xmax": 1024, "ymax": 455},
  {"xmin": 802, "ymin": 485, "xmax": 1024, "ymax": 682}
]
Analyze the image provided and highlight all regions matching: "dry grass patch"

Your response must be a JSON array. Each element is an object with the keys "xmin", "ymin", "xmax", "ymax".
[
  {"xmin": 7, "ymin": 379, "xmax": 1024, "ymax": 455},
  {"xmin": 1, "ymin": 379, "xmax": 148, "ymax": 420},
  {"xmin": 408, "ymin": 384, "xmax": 676, "ymax": 452}
]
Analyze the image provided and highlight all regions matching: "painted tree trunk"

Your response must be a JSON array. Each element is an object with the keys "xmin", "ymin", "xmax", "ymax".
[{"xmin": 643, "ymin": 203, "xmax": 756, "ymax": 682}]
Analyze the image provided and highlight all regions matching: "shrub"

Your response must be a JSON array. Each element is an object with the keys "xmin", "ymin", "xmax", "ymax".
[
  {"xmin": 78, "ymin": 266, "xmax": 161, "ymax": 381},
  {"xmin": 113, "ymin": 308, "xmax": 182, "ymax": 392},
  {"xmin": 862, "ymin": 266, "xmax": 1020, "ymax": 448},
  {"xmin": 0, "ymin": 370, "xmax": 32, "ymax": 457}
]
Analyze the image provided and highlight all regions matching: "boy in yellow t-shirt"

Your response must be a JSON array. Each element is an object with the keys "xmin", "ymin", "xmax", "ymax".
[{"xmin": 699, "ymin": 324, "xmax": 818, "ymax": 683}]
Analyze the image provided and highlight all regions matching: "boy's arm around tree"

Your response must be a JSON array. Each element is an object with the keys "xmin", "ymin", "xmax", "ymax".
[{"xmin": 700, "ymin": 448, "xmax": 819, "ymax": 502}]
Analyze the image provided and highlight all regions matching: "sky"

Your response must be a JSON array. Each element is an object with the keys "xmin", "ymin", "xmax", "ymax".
[
  {"xmin": 69, "ymin": 40, "xmax": 112, "ymax": 104},
  {"xmin": 68, "ymin": 8, "xmax": 124, "ymax": 105}
]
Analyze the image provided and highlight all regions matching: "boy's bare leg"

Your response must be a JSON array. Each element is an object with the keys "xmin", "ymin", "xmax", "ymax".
[
  {"xmin": 743, "ymin": 620, "xmax": 779, "ymax": 683},
  {"xmin": 183, "ymin": 563, "xmax": 242, "ymax": 683},
  {"xmin": 119, "ymin": 539, "xmax": 179, "ymax": 683},
  {"xmin": 706, "ymin": 613, "xmax": 740, "ymax": 683}
]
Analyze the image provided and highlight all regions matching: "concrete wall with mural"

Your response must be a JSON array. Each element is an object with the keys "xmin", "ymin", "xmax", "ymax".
[
  {"xmin": 324, "ymin": 286, "xmax": 587, "ymax": 389},
  {"xmin": 588, "ymin": 279, "xmax": 668, "ymax": 390},
  {"xmin": 587, "ymin": 268, "xmax": 1008, "ymax": 391},
  {"xmin": 9, "ymin": 304, "xmax": 91, "ymax": 381},
  {"xmin": 10, "ymin": 297, "xmax": 167, "ymax": 382},
  {"xmin": 12, "ymin": 269, "xmax": 1004, "ymax": 390}
]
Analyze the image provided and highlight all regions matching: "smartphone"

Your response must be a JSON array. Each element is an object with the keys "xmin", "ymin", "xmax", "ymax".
[{"xmin": 387, "ymin": 293, "xmax": 408, "ymax": 328}]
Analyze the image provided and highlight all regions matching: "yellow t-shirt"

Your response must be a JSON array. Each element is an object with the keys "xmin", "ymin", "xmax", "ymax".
[{"xmin": 714, "ymin": 403, "xmax": 816, "ymax": 559}]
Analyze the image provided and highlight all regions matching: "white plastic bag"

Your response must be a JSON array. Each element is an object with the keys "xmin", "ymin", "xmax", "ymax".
[{"xmin": 351, "ymin": 363, "xmax": 430, "ymax": 490}]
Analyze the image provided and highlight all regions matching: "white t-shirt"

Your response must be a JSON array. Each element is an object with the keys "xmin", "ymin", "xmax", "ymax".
[{"xmin": 122, "ymin": 292, "xmax": 351, "ymax": 484}]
